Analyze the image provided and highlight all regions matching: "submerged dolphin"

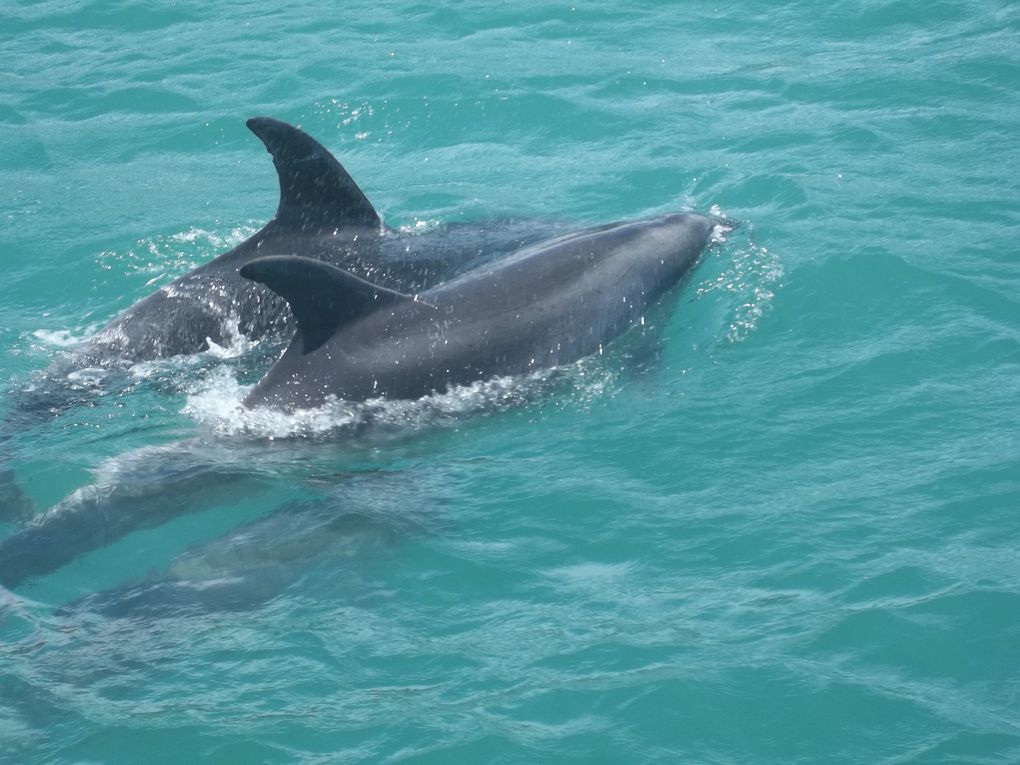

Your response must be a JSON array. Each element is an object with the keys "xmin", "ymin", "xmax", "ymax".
[
  {"xmin": 241, "ymin": 212, "xmax": 718, "ymax": 412},
  {"xmin": 74, "ymin": 475, "xmax": 436, "ymax": 618},
  {"xmin": 0, "ymin": 440, "xmax": 266, "ymax": 588}
]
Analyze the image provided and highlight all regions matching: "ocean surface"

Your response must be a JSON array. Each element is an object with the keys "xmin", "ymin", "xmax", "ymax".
[{"xmin": 2, "ymin": 1, "xmax": 1019, "ymax": 762}]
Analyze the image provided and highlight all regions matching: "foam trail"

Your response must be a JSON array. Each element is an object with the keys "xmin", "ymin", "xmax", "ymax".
[
  {"xmin": 182, "ymin": 362, "xmax": 600, "ymax": 441},
  {"xmin": 695, "ymin": 215, "xmax": 783, "ymax": 344}
]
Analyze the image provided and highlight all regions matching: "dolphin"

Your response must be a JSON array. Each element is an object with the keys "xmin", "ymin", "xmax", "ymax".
[
  {"xmin": 240, "ymin": 212, "xmax": 718, "ymax": 412},
  {"xmin": 47, "ymin": 116, "xmax": 550, "ymax": 368}
]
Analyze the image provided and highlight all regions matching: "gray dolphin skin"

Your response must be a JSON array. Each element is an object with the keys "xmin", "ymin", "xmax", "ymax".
[{"xmin": 241, "ymin": 212, "xmax": 717, "ymax": 412}]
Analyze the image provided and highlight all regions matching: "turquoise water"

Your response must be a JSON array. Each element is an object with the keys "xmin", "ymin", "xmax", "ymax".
[{"xmin": 2, "ymin": 0, "xmax": 1019, "ymax": 762}]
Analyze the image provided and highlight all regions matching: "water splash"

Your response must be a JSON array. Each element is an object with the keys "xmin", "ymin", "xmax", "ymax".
[
  {"xmin": 397, "ymin": 219, "xmax": 443, "ymax": 234},
  {"xmin": 696, "ymin": 214, "xmax": 783, "ymax": 344},
  {"xmin": 182, "ymin": 362, "xmax": 619, "ymax": 441},
  {"xmin": 96, "ymin": 224, "xmax": 260, "ymax": 283},
  {"xmin": 30, "ymin": 326, "xmax": 101, "ymax": 349}
]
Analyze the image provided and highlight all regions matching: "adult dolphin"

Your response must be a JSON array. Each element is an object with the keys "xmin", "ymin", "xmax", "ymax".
[
  {"xmin": 57, "ymin": 116, "xmax": 549, "ymax": 367},
  {"xmin": 240, "ymin": 211, "xmax": 719, "ymax": 412}
]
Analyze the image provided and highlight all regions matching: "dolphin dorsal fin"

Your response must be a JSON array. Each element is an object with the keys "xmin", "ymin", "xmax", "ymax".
[
  {"xmin": 246, "ymin": 116, "xmax": 381, "ymax": 233},
  {"xmin": 240, "ymin": 255, "xmax": 412, "ymax": 353}
]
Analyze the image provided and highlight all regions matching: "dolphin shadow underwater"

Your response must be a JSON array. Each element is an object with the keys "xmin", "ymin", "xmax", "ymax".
[
  {"xmin": 0, "ymin": 206, "xmax": 727, "ymax": 591},
  {"xmin": 0, "ymin": 116, "xmax": 563, "ymax": 518}
]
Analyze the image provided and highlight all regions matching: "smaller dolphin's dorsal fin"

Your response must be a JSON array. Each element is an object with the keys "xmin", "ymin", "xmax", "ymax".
[
  {"xmin": 241, "ymin": 255, "xmax": 414, "ymax": 353},
  {"xmin": 246, "ymin": 116, "xmax": 381, "ymax": 233}
]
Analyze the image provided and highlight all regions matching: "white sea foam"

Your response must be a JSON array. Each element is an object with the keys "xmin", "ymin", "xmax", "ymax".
[
  {"xmin": 397, "ymin": 219, "xmax": 442, "ymax": 234},
  {"xmin": 182, "ymin": 368, "xmax": 358, "ymax": 439},
  {"xmin": 181, "ymin": 363, "xmax": 612, "ymax": 441},
  {"xmin": 97, "ymin": 224, "xmax": 261, "ymax": 281},
  {"xmin": 204, "ymin": 316, "xmax": 259, "ymax": 360},
  {"xmin": 31, "ymin": 327, "xmax": 98, "ymax": 348},
  {"xmin": 696, "ymin": 212, "xmax": 784, "ymax": 344}
]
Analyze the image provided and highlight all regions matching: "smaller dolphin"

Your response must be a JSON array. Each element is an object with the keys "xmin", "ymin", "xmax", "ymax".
[{"xmin": 241, "ymin": 212, "xmax": 718, "ymax": 412}]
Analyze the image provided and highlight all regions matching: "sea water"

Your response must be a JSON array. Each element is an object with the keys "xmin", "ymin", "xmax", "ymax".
[{"xmin": 1, "ymin": 1, "xmax": 1018, "ymax": 762}]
